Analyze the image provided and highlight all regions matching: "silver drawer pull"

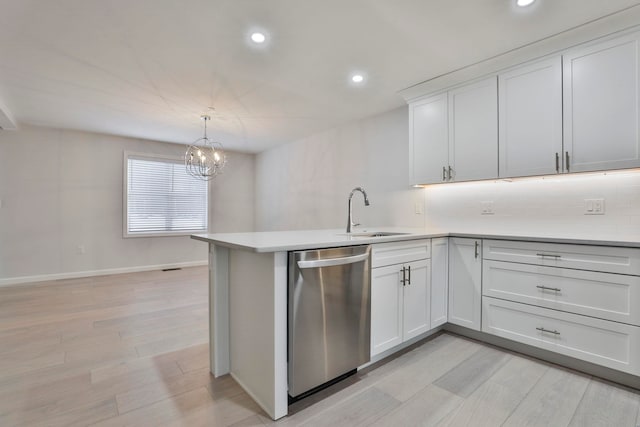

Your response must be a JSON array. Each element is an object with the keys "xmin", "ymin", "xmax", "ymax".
[
  {"xmin": 536, "ymin": 253, "xmax": 561, "ymax": 259},
  {"xmin": 536, "ymin": 327, "xmax": 560, "ymax": 335},
  {"xmin": 536, "ymin": 285, "xmax": 561, "ymax": 292}
]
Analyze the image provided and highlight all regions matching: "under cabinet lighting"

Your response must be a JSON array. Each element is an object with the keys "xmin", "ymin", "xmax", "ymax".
[
  {"xmin": 351, "ymin": 74, "xmax": 364, "ymax": 84},
  {"xmin": 516, "ymin": 0, "xmax": 536, "ymax": 7}
]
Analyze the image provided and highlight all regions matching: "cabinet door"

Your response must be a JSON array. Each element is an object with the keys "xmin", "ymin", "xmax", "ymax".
[
  {"xmin": 371, "ymin": 264, "xmax": 403, "ymax": 356},
  {"xmin": 483, "ymin": 297, "xmax": 640, "ymax": 376},
  {"xmin": 499, "ymin": 57, "xmax": 563, "ymax": 177},
  {"xmin": 563, "ymin": 32, "xmax": 640, "ymax": 172},
  {"xmin": 448, "ymin": 237, "xmax": 482, "ymax": 331},
  {"xmin": 409, "ymin": 93, "xmax": 449, "ymax": 184},
  {"xmin": 430, "ymin": 237, "xmax": 449, "ymax": 328},
  {"xmin": 403, "ymin": 259, "xmax": 431, "ymax": 340},
  {"xmin": 449, "ymin": 77, "xmax": 498, "ymax": 182}
]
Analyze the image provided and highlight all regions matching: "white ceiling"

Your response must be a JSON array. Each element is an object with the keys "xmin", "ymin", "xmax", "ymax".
[{"xmin": 1, "ymin": 0, "xmax": 640, "ymax": 152}]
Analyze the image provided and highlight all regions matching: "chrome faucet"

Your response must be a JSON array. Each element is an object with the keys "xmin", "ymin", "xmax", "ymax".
[{"xmin": 346, "ymin": 187, "xmax": 370, "ymax": 233}]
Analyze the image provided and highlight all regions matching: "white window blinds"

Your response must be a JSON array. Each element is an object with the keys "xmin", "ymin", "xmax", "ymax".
[{"xmin": 125, "ymin": 154, "xmax": 208, "ymax": 236}]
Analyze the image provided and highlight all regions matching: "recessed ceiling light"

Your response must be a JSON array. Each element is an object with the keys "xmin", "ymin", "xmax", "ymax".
[
  {"xmin": 251, "ymin": 32, "xmax": 266, "ymax": 43},
  {"xmin": 351, "ymin": 74, "xmax": 364, "ymax": 84},
  {"xmin": 516, "ymin": 0, "xmax": 536, "ymax": 7}
]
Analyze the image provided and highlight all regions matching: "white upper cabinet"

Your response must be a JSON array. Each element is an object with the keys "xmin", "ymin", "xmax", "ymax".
[
  {"xmin": 563, "ymin": 32, "xmax": 640, "ymax": 172},
  {"xmin": 409, "ymin": 78, "xmax": 498, "ymax": 184},
  {"xmin": 498, "ymin": 57, "xmax": 563, "ymax": 178},
  {"xmin": 448, "ymin": 78, "xmax": 498, "ymax": 182},
  {"xmin": 409, "ymin": 93, "xmax": 448, "ymax": 185},
  {"xmin": 407, "ymin": 29, "xmax": 640, "ymax": 182}
]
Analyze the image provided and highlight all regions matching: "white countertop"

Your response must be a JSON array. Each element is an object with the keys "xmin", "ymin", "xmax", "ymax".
[
  {"xmin": 191, "ymin": 227, "xmax": 640, "ymax": 252},
  {"xmin": 191, "ymin": 227, "xmax": 445, "ymax": 252}
]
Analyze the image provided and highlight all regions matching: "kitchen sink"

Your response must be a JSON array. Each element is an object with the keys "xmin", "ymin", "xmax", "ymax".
[{"xmin": 341, "ymin": 231, "xmax": 411, "ymax": 238}]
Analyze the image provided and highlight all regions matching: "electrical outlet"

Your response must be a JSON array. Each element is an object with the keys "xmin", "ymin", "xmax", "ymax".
[
  {"xmin": 414, "ymin": 202, "xmax": 424, "ymax": 215},
  {"xmin": 584, "ymin": 198, "xmax": 605, "ymax": 215},
  {"xmin": 481, "ymin": 201, "xmax": 495, "ymax": 215},
  {"xmin": 77, "ymin": 245, "xmax": 85, "ymax": 254}
]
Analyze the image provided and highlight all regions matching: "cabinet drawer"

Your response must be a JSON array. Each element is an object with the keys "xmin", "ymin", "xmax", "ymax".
[
  {"xmin": 483, "ymin": 260, "xmax": 640, "ymax": 326},
  {"xmin": 482, "ymin": 297, "xmax": 640, "ymax": 376},
  {"xmin": 372, "ymin": 239, "xmax": 430, "ymax": 268},
  {"xmin": 483, "ymin": 239, "xmax": 640, "ymax": 275}
]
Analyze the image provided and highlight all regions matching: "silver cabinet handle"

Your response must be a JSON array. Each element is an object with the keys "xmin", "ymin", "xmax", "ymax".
[
  {"xmin": 536, "ymin": 327, "xmax": 560, "ymax": 335},
  {"xmin": 448, "ymin": 166, "xmax": 453, "ymax": 181},
  {"xmin": 474, "ymin": 241, "xmax": 479, "ymax": 259},
  {"xmin": 407, "ymin": 265, "xmax": 411, "ymax": 285},
  {"xmin": 297, "ymin": 252, "xmax": 369, "ymax": 269},
  {"xmin": 400, "ymin": 266, "xmax": 406, "ymax": 286},
  {"xmin": 442, "ymin": 167, "xmax": 447, "ymax": 182},
  {"xmin": 565, "ymin": 151, "xmax": 570, "ymax": 173},
  {"xmin": 536, "ymin": 253, "xmax": 561, "ymax": 259},
  {"xmin": 555, "ymin": 153, "xmax": 560, "ymax": 173},
  {"xmin": 536, "ymin": 285, "xmax": 562, "ymax": 292}
]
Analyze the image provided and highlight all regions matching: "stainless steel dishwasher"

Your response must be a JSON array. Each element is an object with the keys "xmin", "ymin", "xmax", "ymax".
[{"xmin": 288, "ymin": 245, "xmax": 371, "ymax": 399}]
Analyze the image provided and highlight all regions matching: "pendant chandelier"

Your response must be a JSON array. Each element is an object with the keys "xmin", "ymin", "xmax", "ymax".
[{"xmin": 185, "ymin": 115, "xmax": 227, "ymax": 180}]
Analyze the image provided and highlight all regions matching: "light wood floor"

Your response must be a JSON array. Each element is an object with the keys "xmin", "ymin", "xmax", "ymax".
[{"xmin": 1, "ymin": 267, "xmax": 639, "ymax": 426}]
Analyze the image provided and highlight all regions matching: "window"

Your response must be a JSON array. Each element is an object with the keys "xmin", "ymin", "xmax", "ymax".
[{"xmin": 124, "ymin": 152, "xmax": 208, "ymax": 237}]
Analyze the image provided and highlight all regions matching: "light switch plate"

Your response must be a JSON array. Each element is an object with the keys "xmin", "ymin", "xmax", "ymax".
[
  {"xmin": 584, "ymin": 198, "xmax": 605, "ymax": 215},
  {"xmin": 481, "ymin": 201, "xmax": 495, "ymax": 215}
]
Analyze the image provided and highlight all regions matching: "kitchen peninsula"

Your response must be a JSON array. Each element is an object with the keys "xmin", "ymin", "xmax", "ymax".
[
  {"xmin": 192, "ymin": 228, "xmax": 640, "ymax": 420},
  {"xmin": 191, "ymin": 227, "xmax": 440, "ymax": 420}
]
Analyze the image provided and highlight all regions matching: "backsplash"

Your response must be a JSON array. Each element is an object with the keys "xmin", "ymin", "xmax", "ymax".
[{"xmin": 424, "ymin": 170, "xmax": 640, "ymax": 238}]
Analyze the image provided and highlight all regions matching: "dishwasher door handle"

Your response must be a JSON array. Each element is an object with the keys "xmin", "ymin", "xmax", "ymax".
[{"xmin": 297, "ymin": 252, "xmax": 370, "ymax": 269}]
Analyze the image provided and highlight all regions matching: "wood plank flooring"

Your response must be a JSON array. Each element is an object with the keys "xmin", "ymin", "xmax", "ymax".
[{"xmin": 1, "ymin": 267, "xmax": 639, "ymax": 426}]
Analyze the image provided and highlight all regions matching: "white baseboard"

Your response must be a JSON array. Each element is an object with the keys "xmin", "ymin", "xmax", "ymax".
[
  {"xmin": 0, "ymin": 260, "xmax": 209, "ymax": 287},
  {"xmin": 363, "ymin": 327, "xmax": 444, "ymax": 368}
]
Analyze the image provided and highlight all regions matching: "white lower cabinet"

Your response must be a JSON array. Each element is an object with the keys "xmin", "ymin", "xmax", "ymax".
[
  {"xmin": 371, "ymin": 240, "xmax": 431, "ymax": 357},
  {"xmin": 483, "ymin": 260, "xmax": 640, "ymax": 326},
  {"xmin": 483, "ymin": 297, "xmax": 640, "ymax": 376},
  {"xmin": 482, "ymin": 238, "xmax": 640, "ymax": 378},
  {"xmin": 371, "ymin": 264, "xmax": 404, "ymax": 355},
  {"xmin": 430, "ymin": 237, "xmax": 449, "ymax": 328},
  {"xmin": 448, "ymin": 237, "xmax": 482, "ymax": 331},
  {"xmin": 402, "ymin": 259, "xmax": 431, "ymax": 340},
  {"xmin": 483, "ymin": 239, "xmax": 640, "ymax": 275},
  {"xmin": 372, "ymin": 236, "xmax": 640, "ymax": 380}
]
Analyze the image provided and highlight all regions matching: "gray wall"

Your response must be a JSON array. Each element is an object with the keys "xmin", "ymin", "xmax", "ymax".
[
  {"xmin": 255, "ymin": 106, "xmax": 425, "ymax": 231},
  {"xmin": 255, "ymin": 104, "xmax": 640, "ymax": 241},
  {"xmin": 0, "ymin": 125, "xmax": 254, "ymax": 284}
]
